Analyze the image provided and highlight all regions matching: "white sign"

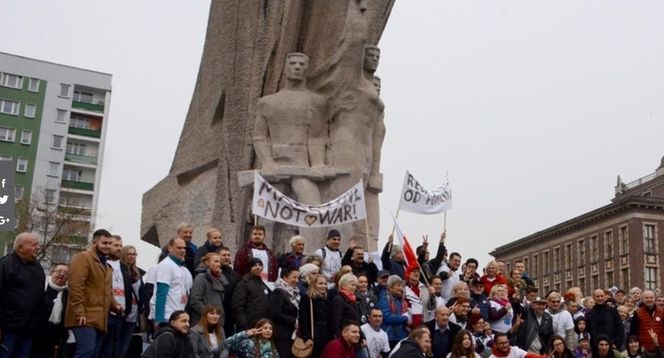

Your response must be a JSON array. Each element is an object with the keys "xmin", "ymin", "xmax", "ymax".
[
  {"xmin": 252, "ymin": 173, "xmax": 367, "ymax": 227},
  {"xmin": 398, "ymin": 171, "xmax": 452, "ymax": 214}
]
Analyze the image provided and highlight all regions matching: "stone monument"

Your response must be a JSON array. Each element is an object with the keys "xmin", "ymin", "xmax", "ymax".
[{"xmin": 141, "ymin": 0, "xmax": 395, "ymax": 254}]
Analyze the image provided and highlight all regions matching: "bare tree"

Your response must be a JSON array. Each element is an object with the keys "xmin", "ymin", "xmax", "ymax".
[{"xmin": 13, "ymin": 187, "xmax": 91, "ymax": 263}]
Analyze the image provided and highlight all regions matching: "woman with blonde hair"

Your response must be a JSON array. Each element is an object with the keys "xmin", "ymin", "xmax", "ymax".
[
  {"xmin": 190, "ymin": 305, "xmax": 229, "ymax": 358},
  {"xmin": 480, "ymin": 260, "xmax": 508, "ymax": 296},
  {"xmin": 488, "ymin": 284, "xmax": 513, "ymax": 334},
  {"xmin": 298, "ymin": 274, "xmax": 330, "ymax": 357}
]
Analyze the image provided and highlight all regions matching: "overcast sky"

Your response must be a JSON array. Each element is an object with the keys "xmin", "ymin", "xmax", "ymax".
[{"xmin": 3, "ymin": 1, "xmax": 663, "ymax": 268}]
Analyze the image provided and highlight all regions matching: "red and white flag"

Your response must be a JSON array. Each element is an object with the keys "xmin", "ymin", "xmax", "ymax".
[{"xmin": 392, "ymin": 216, "xmax": 419, "ymax": 272}]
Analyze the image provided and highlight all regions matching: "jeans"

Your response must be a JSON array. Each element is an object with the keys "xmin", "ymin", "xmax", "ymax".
[
  {"xmin": 72, "ymin": 327, "xmax": 105, "ymax": 358},
  {"xmin": 115, "ymin": 321, "xmax": 136, "ymax": 358},
  {"xmin": 0, "ymin": 331, "xmax": 32, "ymax": 358},
  {"xmin": 98, "ymin": 315, "xmax": 123, "ymax": 358}
]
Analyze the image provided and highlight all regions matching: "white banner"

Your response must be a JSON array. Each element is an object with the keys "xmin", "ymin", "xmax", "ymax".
[
  {"xmin": 398, "ymin": 171, "xmax": 453, "ymax": 214},
  {"xmin": 252, "ymin": 173, "xmax": 367, "ymax": 227}
]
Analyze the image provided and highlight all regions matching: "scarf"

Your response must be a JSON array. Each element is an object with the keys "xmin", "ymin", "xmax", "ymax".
[
  {"xmin": 493, "ymin": 297, "xmax": 510, "ymax": 307},
  {"xmin": 46, "ymin": 276, "xmax": 67, "ymax": 324},
  {"xmin": 340, "ymin": 289, "xmax": 357, "ymax": 304},
  {"xmin": 275, "ymin": 278, "xmax": 300, "ymax": 309}
]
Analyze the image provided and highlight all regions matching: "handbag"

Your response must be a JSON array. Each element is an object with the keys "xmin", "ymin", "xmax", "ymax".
[{"xmin": 291, "ymin": 297, "xmax": 314, "ymax": 358}]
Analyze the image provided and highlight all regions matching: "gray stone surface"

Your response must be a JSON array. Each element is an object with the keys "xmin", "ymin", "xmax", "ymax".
[{"xmin": 142, "ymin": 0, "xmax": 394, "ymax": 254}]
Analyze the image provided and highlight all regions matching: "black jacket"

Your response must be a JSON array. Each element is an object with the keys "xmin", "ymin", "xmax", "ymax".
[
  {"xmin": 142, "ymin": 326, "xmax": 195, "ymax": 358},
  {"xmin": 511, "ymin": 307, "xmax": 553, "ymax": 354},
  {"xmin": 391, "ymin": 339, "xmax": 427, "ymax": 358},
  {"xmin": 586, "ymin": 303, "xmax": 624, "ymax": 349},
  {"xmin": 221, "ymin": 265, "xmax": 241, "ymax": 335},
  {"xmin": 425, "ymin": 319, "xmax": 461, "ymax": 358},
  {"xmin": 329, "ymin": 293, "xmax": 361, "ymax": 337},
  {"xmin": 269, "ymin": 288, "xmax": 299, "ymax": 357},
  {"xmin": 342, "ymin": 248, "xmax": 378, "ymax": 285},
  {"xmin": 299, "ymin": 295, "xmax": 330, "ymax": 358},
  {"xmin": 231, "ymin": 274, "xmax": 270, "ymax": 331},
  {"xmin": 0, "ymin": 252, "xmax": 46, "ymax": 334}
]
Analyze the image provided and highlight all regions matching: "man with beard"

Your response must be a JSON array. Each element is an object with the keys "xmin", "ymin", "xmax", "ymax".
[
  {"xmin": 65, "ymin": 229, "xmax": 123, "ymax": 358},
  {"xmin": 99, "ymin": 235, "xmax": 132, "ymax": 358},
  {"xmin": 149, "ymin": 238, "xmax": 193, "ymax": 327},
  {"xmin": 629, "ymin": 290, "xmax": 664, "ymax": 357},
  {"xmin": 437, "ymin": 252, "xmax": 462, "ymax": 301},
  {"xmin": 234, "ymin": 225, "xmax": 278, "ymax": 282},
  {"xmin": 512, "ymin": 297, "xmax": 553, "ymax": 354},
  {"xmin": 586, "ymin": 289, "xmax": 624, "ymax": 349},
  {"xmin": 490, "ymin": 332, "xmax": 546, "ymax": 358},
  {"xmin": 342, "ymin": 238, "xmax": 378, "ymax": 286}
]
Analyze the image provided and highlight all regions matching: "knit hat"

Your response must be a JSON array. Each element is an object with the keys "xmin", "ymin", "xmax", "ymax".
[
  {"xmin": 248, "ymin": 258, "xmax": 264, "ymax": 268},
  {"xmin": 327, "ymin": 229, "xmax": 341, "ymax": 240}
]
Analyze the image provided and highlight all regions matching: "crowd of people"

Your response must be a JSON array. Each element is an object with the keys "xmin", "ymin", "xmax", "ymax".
[{"xmin": 1, "ymin": 224, "xmax": 664, "ymax": 358}]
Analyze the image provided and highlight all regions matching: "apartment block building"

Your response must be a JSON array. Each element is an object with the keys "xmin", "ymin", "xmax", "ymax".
[{"xmin": 0, "ymin": 52, "xmax": 111, "ymax": 262}]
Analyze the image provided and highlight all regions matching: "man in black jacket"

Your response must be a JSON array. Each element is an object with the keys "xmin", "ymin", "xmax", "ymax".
[
  {"xmin": 0, "ymin": 232, "xmax": 45, "ymax": 357},
  {"xmin": 219, "ymin": 246, "xmax": 241, "ymax": 335},
  {"xmin": 231, "ymin": 258, "xmax": 271, "ymax": 330},
  {"xmin": 586, "ymin": 289, "xmax": 624, "ymax": 349},
  {"xmin": 425, "ymin": 305, "xmax": 461, "ymax": 358},
  {"xmin": 511, "ymin": 296, "xmax": 553, "ymax": 354},
  {"xmin": 342, "ymin": 239, "xmax": 378, "ymax": 286}
]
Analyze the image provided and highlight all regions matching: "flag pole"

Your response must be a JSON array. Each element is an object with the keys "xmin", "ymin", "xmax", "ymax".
[
  {"xmin": 390, "ymin": 208, "xmax": 400, "ymax": 236},
  {"xmin": 364, "ymin": 218, "xmax": 371, "ymax": 247},
  {"xmin": 443, "ymin": 211, "xmax": 447, "ymax": 233},
  {"xmin": 254, "ymin": 215, "xmax": 258, "ymax": 226}
]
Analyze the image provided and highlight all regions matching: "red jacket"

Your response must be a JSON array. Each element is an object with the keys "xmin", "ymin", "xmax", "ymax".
[
  {"xmin": 233, "ymin": 241, "xmax": 278, "ymax": 282},
  {"xmin": 481, "ymin": 274, "xmax": 508, "ymax": 296},
  {"xmin": 320, "ymin": 337, "xmax": 356, "ymax": 358}
]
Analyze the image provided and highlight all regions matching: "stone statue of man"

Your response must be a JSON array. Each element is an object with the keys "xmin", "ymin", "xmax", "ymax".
[{"xmin": 253, "ymin": 52, "xmax": 328, "ymax": 208}]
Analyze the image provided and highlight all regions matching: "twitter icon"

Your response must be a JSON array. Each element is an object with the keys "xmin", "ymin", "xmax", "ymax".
[{"xmin": 0, "ymin": 195, "xmax": 7, "ymax": 205}]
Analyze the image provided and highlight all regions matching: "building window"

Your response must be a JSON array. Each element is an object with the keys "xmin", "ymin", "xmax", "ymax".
[
  {"xmin": 606, "ymin": 271, "xmax": 614, "ymax": 288},
  {"xmin": 579, "ymin": 277, "xmax": 586, "ymax": 293},
  {"xmin": 45, "ymin": 189, "xmax": 56, "ymax": 204},
  {"xmin": 604, "ymin": 230, "xmax": 613, "ymax": 259},
  {"xmin": 70, "ymin": 115, "xmax": 91, "ymax": 129},
  {"xmin": 16, "ymin": 158, "xmax": 28, "ymax": 172},
  {"xmin": 621, "ymin": 268, "xmax": 630, "ymax": 289},
  {"xmin": 543, "ymin": 250, "xmax": 550, "ymax": 273},
  {"xmin": 59, "ymin": 84, "xmax": 70, "ymax": 97},
  {"xmin": 56, "ymin": 109, "xmax": 67, "ymax": 123},
  {"xmin": 533, "ymin": 254, "xmax": 539, "ymax": 278},
  {"xmin": 591, "ymin": 275, "xmax": 599, "ymax": 291},
  {"xmin": 48, "ymin": 162, "xmax": 60, "ymax": 177},
  {"xmin": 14, "ymin": 185, "xmax": 24, "ymax": 200},
  {"xmin": 67, "ymin": 142, "xmax": 87, "ymax": 155},
  {"xmin": 24, "ymin": 103, "xmax": 36, "ymax": 118},
  {"xmin": 577, "ymin": 239, "xmax": 586, "ymax": 266},
  {"xmin": 619, "ymin": 226, "xmax": 629, "ymax": 255},
  {"xmin": 644, "ymin": 224, "xmax": 656, "ymax": 254},
  {"xmin": 20, "ymin": 130, "xmax": 32, "ymax": 145},
  {"xmin": 0, "ymin": 99, "xmax": 20, "ymax": 115},
  {"xmin": 27, "ymin": 78, "xmax": 40, "ymax": 92},
  {"xmin": 553, "ymin": 247, "xmax": 560, "ymax": 272},
  {"xmin": 523, "ymin": 257, "xmax": 529, "ymax": 274},
  {"xmin": 0, "ymin": 155, "xmax": 11, "ymax": 161},
  {"xmin": 63, "ymin": 168, "xmax": 82, "ymax": 181},
  {"xmin": 0, "ymin": 72, "xmax": 23, "ymax": 89},
  {"xmin": 73, "ymin": 90, "xmax": 94, "ymax": 103},
  {"xmin": 564, "ymin": 242, "xmax": 572, "ymax": 268},
  {"xmin": 590, "ymin": 235, "xmax": 599, "ymax": 262},
  {"xmin": 644, "ymin": 267, "xmax": 657, "ymax": 290},
  {"xmin": 52, "ymin": 135, "xmax": 63, "ymax": 149},
  {"xmin": 0, "ymin": 127, "xmax": 16, "ymax": 142}
]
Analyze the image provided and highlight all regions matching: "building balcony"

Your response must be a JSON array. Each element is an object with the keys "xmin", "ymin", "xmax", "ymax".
[
  {"xmin": 61, "ymin": 179, "xmax": 94, "ymax": 191},
  {"xmin": 64, "ymin": 152, "xmax": 97, "ymax": 165},
  {"xmin": 68, "ymin": 126, "xmax": 101, "ymax": 138},
  {"xmin": 72, "ymin": 100, "xmax": 104, "ymax": 113}
]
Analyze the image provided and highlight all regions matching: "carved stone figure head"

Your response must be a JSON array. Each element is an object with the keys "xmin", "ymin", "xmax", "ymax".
[
  {"xmin": 364, "ymin": 45, "xmax": 380, "ymax": 73},
  {"xmin": 356, "ymin": 0, "xmax": 368, "ymax": 13},
  {"xmin": 372, "ymin": 75, "xmax": 381, "ymax": 95},
  {"xmin": 284, "ymin": 52, "xmax": 309, "ymax": 81}
]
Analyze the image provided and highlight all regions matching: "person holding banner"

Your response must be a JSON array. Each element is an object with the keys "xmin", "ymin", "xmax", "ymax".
[
  {"xmin": 342, "ymin": 239, "xmax": 378, "ymax": 286},
  {"xmin": 233, "ymin": 225, "xmax": 278, "ymax": 282},
  {"xmin": 418, "ymin": 232, "xmax": 448, "ymax": 285},
  {"xmin": 438, "ymin": 252, "xmax": 462, "ymax": 301}
]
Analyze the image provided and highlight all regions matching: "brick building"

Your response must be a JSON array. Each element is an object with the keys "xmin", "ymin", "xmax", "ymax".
[{"xmin": 492, "ymin": 157, "xmax": 664, "ymax": 295}]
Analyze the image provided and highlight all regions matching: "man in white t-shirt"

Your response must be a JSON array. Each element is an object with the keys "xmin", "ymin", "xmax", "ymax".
[
  {"xmin": 149, "ymin": 237, "xmax": 193, "ymax": 325},
  {"xmin": 437, "ymin": 251, "xmax": 461, "ymax": 300},
  {"xmin": 361, "ymin": 308, "xmax": 390, "ymax": 358},
  {"xmin": 314, "ymin": 229, "xmax": 343, "ymax": 287},
  {"xmin": 490, "ymin": 332, "xmax": 544, "ymax": 358},
  {"xmin": 546, "ymin": 291, "xmax": 576, "ymax": 349}
]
